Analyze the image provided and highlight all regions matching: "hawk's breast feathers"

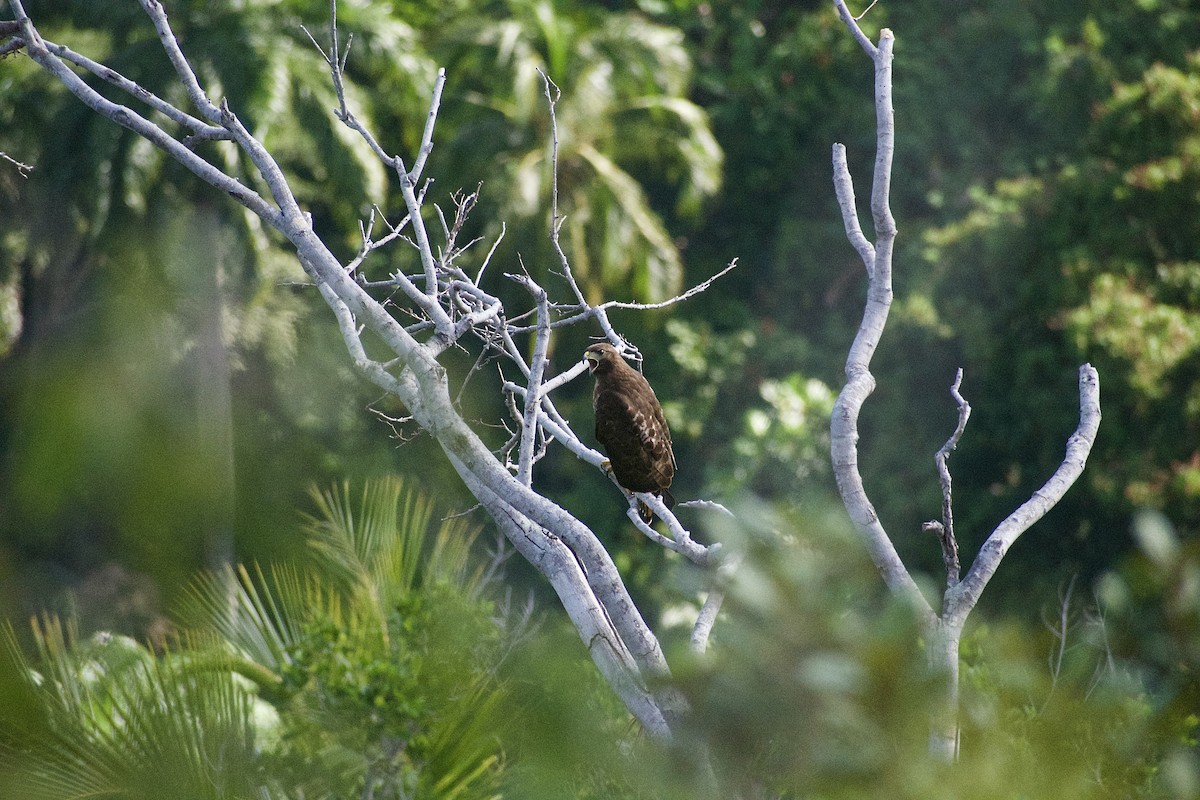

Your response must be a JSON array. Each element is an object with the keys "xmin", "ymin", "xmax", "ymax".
[{"xmin": 585, "ymin": 343, "xmax": 676, "ymax": 521}]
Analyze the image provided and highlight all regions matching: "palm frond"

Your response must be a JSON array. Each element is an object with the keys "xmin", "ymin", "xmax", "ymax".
[
  {"xmin": 427, "ymin": 513, "xmax": 489, "ymax": 597},
  {"xmin": 420, "ymin": 677, "xmax": 508, "ymax": 800},
  {"xmin": 305, "ymin": 477, "xmax": 486, "ymax": 607},
  {"xmin": 625, "ymin": 95, "xmax": 723, "ymax": 215},
  {"xmin": 180, "ymin": 564, "xmax": 293, "ymax": 677},
  {"xmin": 5, "ymin": 615, "xmax": 261, "ymax": 800},
  {"xmin": 577, "ymin": 142, "xmax": 684, "ymax": 301}
]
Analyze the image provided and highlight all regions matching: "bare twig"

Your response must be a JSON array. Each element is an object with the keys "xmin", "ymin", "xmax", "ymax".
[
  {"xmin": 509, "ymin": 271, "xmax": 551, "ymax": 487},
  {"xmin": 854, "ymin": 0, "xmax": 880, "ymax": 22},
  {"xmin": 578, "ymin": 259, "xmax": 739, "ymax": 315},
  {"xmin": 538, "ymin": 69, "xmax": 625, "ymax": 349},
  {"xmin": 677, "ymin": 498, "xmax": 735, "ymax": 517},
  {"xmin": 834, "ymin": 0, "xmax": 879, "ymax": 57},
  {"xmin": 1, "ymin": 151, "xmax": 33, "ymax": 177},
  {"xmin": 626, "ymin": 500, "xmax": 718, "ymax": 567},
  {"xmin": 1044, "ymin": 574, "xmax": 1077, "ymax": 701},
  {"xmin": 1084, "ymin": 598, "xmax": 1116, "ymax": 699},
  {"xmin": 832, "ymin": 144, "xmax": 875, "ymax": 278},
  {"xmin": 408, "ymin": 65, "xmax": 444, "ymax": 183},
  {"xmin": 0, "ymin": 37, "xmax": 25, "ymax": 59},
  {"xmin": 137, "ymin": 0, "xmax": 222, "ymax": 122},
  {"xmin": 521, "ymin": 259, "xmax": 738, "ymax": 334},
  {"xmin": 8, "ymin": 0, "xmax": 281, "ymax": 225},
  {"xmin": 43, "ymin": 40, "xmax": 229, "ymax": 141},
  {"xmin": 925, "ymin": 368, "xmax": 970, "ymax": 590}
]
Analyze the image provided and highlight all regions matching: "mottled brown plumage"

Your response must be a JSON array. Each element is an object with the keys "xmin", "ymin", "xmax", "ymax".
[{"xmin": 585, "ymin": 342, "xmax": 676, "ymax": 522}]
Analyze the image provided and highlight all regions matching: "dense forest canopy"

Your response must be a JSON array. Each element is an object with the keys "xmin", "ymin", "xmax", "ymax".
[
  {"xmin": 3, "ymin": 0, "xmax": 1197, "ymax": 618},
  {"xmin": 1, "ymin": 0, "xmax": 1199, "ymax": 796}
]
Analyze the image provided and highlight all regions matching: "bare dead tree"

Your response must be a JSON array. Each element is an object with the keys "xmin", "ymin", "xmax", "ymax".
[
  {"xmin": 828, "ymin": 0, "xmax": 1102, "ymax": 759},
  {"xmin": 1, "ymin": 0, "xmax": 733, "ymax": 740}
]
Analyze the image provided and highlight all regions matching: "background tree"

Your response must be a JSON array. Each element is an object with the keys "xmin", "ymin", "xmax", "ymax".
[{"xmin": 429, "ymin": 0, "xmax": 721, "ymax": 304}]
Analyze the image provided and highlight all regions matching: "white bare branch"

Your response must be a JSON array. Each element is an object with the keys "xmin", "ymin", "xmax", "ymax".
[
  {"xmin": 690, "ymin": 590, "xmax": 724, "ymax": 655},
  {"xmin": 947, "ymin": 364, "xmax": 1101, "ymax": 626},
  {"xmin": 828, "ymin": 24, "xmax": 929, "ymax": 619},
  {"xmin": 509, "ymin": 273, "xmax": 552, "ymax": 487},
  {"xmin": 0, "ymin": 150, "xmax": 32, "ymax": 177},
  {"xmin": 42, "ymin": 39, "xmax": 228, "ymax": 142},
  {"xmin": 8, "ymin": 0, "xmax": 281, "ymax": 225},
  {"xmin": 832, "ymin": 144, "xmax": 874, "ymax": 278},
  {"xmin": 834, "ymin": 0, "xmax": 878, "ymax": 58}
]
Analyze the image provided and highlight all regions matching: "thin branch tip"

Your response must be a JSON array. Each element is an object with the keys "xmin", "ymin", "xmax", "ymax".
[{"xmin": 854, "ymin": 0, "xmax": 880, "ymax": 21}]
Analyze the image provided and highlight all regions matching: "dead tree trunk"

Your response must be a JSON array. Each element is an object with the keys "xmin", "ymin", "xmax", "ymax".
[{"xmin": 828, "ymin": 0, "xmax": 1102, "ymax": 759}]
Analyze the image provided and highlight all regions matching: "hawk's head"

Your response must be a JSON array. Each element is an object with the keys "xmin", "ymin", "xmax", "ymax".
[{"xmin": 584, "ymin": 342, "xmax": 622, "ymax": 376}]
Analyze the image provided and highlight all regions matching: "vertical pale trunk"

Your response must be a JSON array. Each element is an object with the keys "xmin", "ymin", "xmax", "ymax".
[
  {"xmin": 926, "ymin": 617, "xmax": 961, "ymax": 760},
  {"xmin": 183, "ymin": 209, "xmax": 236, "ymax": 573}
]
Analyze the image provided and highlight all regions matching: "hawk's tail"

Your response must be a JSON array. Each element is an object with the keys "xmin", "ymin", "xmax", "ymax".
[{"xmin": 637, "ymin": 489, "xmax": 676, "ymax": 523}]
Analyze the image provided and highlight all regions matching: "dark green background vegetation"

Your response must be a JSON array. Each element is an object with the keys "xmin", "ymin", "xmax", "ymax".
[{"xmin": 1, "ymin": 0, "xmax": 1198, "ymax": 795}]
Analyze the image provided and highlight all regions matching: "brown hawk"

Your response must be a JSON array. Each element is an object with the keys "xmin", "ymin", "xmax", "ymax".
[{"xmin": 584, "ymin": 342, "xmax": 676, "ymax": 522}]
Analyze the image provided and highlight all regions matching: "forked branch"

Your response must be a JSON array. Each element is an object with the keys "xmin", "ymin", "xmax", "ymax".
[{"xmin": 828, "ymin": 0, "xmax": 1102, "ymax": 759}]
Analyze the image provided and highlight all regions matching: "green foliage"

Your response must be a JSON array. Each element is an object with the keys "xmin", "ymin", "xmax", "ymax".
[
  {"xmin": 0, "ymin": 0, "xmax": 441, "ymax": 616},
  {"xmin": 511, "ymin": 499, "xmax": 1192, "ymax": 799},
  {"xmin": 1097, "ymin": 510, "xmax": 1200, "ymax": 785},
  {"xmin": 0, "ymin": 619, "xmax": 260, "ymax": 800},
  {"xmin": 918, "ymin": 15, "xmax": 1200, "ymax": 583},
  {"xmin": 429, "ymin": 0, "xmax": 721, "ymax": 303},
  {"xmin": 5, "ymin": 1, "xmax": 1200, "ymax": 795},
  {"xmin": 183, "ymin": 478, "xmax": 509, "ymax": 799},
  {"xmin": 0, "ymin": 479, "xmax": 509, "ymax": 799},
  {"xmin": 716, "ymin": 371, "xmax": 834, "ymax": 498},
  {"xmin": 2, "ymin": 485, "xmax": 1197, "ymax": 799}
]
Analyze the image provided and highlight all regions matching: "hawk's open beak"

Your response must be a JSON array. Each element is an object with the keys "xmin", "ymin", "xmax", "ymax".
[{"xmin": 584, "ymin": 352, "xmax": 599, "ymax": 373}]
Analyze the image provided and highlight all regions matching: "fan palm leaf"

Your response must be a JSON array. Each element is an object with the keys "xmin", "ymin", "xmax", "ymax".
[
  {"xmin": 2, "ymin": 619, "xmax": 260, "ymax": 800},
  {"xmin": 5, "ymin": 479, "xmax": 505, "ymax": 798}
]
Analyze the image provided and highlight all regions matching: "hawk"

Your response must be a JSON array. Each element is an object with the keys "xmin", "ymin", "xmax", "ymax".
[{"xmin": 584, "ymin": 342, "xmax": 676, "ymax": 522}]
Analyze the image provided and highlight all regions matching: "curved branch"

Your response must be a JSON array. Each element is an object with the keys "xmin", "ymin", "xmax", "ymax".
[
  {"xmin": 447, "ymin": 452, "xmax": 672, "ymax": 739},
  {"xmin": 690, "ymin": 590, "xmax": 724, "ymax": 655},
  {"xmin": 925, "ymin": 368, "xmax": 970, "ymax": 591},
  {"xmin": 946, "ymin": 364, "xmax": 1101, "ymax": 625},
  {"xmin": 9, "ymin": 0, "xmax": 281, "ymax": 227},
  {"xmin": 832, "ymin": 144, "xmax": 875, "ymax": 277},
  {"xmin": 834, "ymin": 0, "xmax": 879, "ymax": 57}
]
